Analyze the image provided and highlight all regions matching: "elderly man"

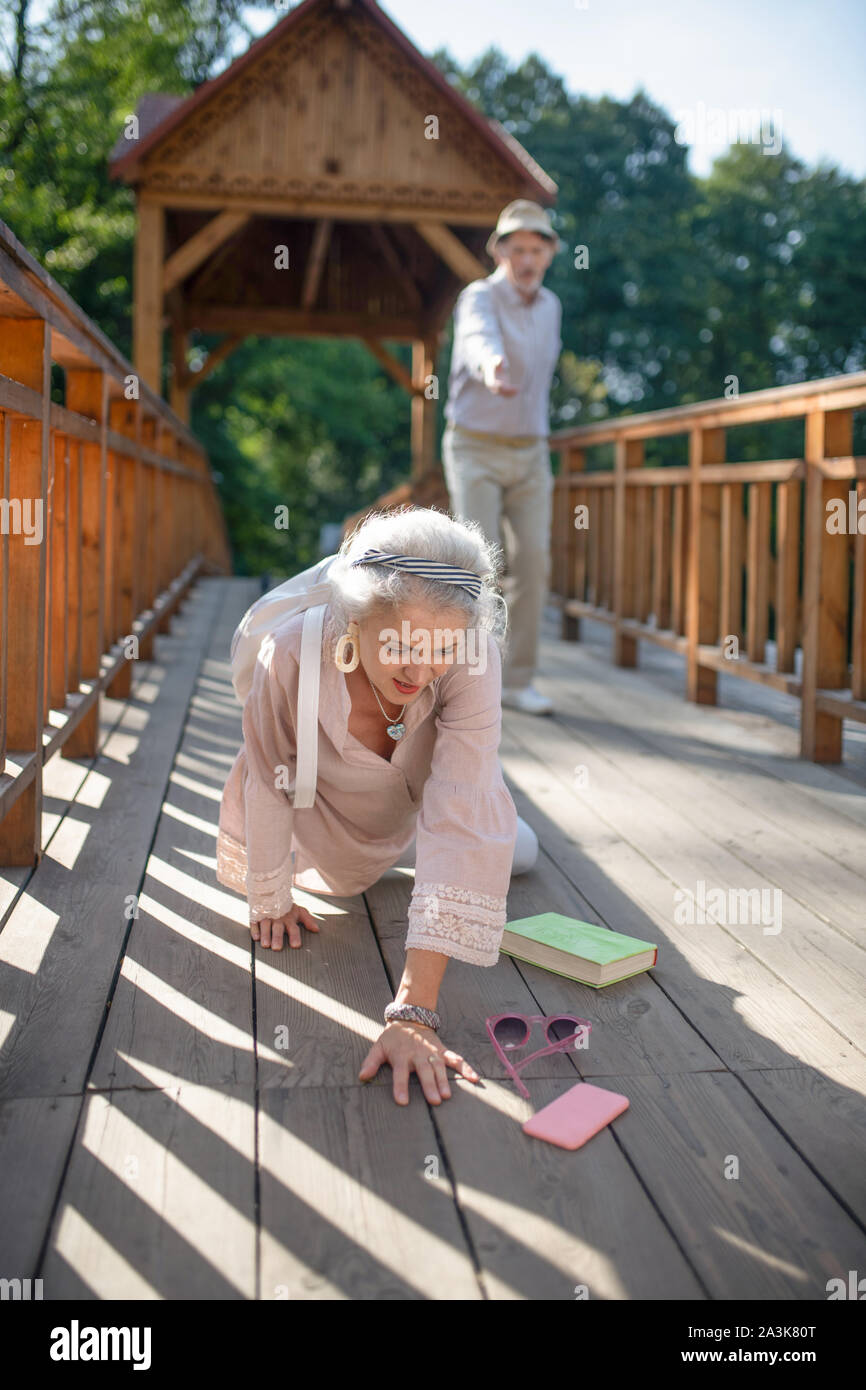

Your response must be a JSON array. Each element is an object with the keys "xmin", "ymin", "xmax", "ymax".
[{"xmin": 442, "ymin": 200, "xmax": 562, "ymax": 714}]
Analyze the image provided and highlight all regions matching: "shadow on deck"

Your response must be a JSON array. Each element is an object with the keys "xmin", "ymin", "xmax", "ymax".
[{"xmin": 1, "ymin": 576, "xmax": 864, "ymax": 1300}]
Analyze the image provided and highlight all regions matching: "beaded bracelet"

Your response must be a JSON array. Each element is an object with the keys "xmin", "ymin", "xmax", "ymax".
[{"xmin": 384, "ymin": 1002, "xmax": 441, "ymax": 1032}]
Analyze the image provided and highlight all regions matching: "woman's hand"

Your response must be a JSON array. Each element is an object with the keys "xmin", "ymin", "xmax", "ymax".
[
  {"xmin": 251, "ymin": 903, "xmax": 320, "ymax": 951},
  {"xmin": 359, "ymin": 1021, "xmax": 480, "ymax": 1106}
]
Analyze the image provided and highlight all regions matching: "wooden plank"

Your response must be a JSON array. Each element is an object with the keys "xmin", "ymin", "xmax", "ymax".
[
  {"xmin": 746, "ymin": 480, "xmax": 771, "ymax": 662},
  {"xmin": 433, "ymin": 1076, "xmax": 703, "ymax": 1299},
  {"xmin": 133, "ymin": 197, "xmax": 164, "ymax": 393},
  {"xmin": 613, "ymin": 440, "xmax": 643, "ymax": 664},
  {"xmin": 0, "ymin": 1095, "xmax": 82, "ymax": 1272},
  {"xmin": 686, "ymin": 426, "xmax": 724, "ymax": 703},
  {"xmin": 63, "ymin": 370, "xmax": 106, "ymax": 759},
  {"xmin": 775, "ymin": 478, "xmax": 801, "ymax": 673},
  {"xmin": 163, "ymin": 209, "xmax": 251, "ymax": 294},
  {"xmin": 0, "ymin": 412, "xmax": 8, "ymax": 767},
  {"xmin": 300, "ymin": 218, "xmax": 333, "ymax": 311},
  {"xmin": 48, "ymin": 433, "xmax": 69, "ymax": 710},
  {"xmin": 745, "ymin": 1062, "xmax": 866, "ymax": 1224},
  {"xmin": 540, "ymin": 615, "xmax": 866, "ymax": 855},
  {"xmin": 410, "ymin": 337, "xmax": 437, "ymax": 479},
  {"xmin": 362, "ymin": 338, "xmax": 414, "ymax": 394},
  {"xmin": 603, "ymin": 481, "xmax": 616, "ymax": 610},
  {"xmin": 500, "ymin": 701, "xmax": 866, "ymax": 1067},
  {"xmin": 549, "ymin": 371, "xmax": 866, "ymax": 449},
  {"xmin": 0, "ymin": 579, "xmax": 233, "ymax": 1100},
  {"xmin": 852, "ymin": 478, "xmax": 866, "ymax": 700},
  {"xmin": 0, "ymin": 319, "xmax": 50, "ymax": 865},
  {"xmin": 178, "ymin": 334, "xmax": 243, "ymax": 390},
  {"xmin": 652, "ymin": 485, "xmax": 672, "ymax": 629},
  {"xmin": 531, "ymin": 656, "xmax": 866, "ymax": 947},
  {"xmin": 367, "ymin": 223, "xmax": 423, "ymax": 312},
  {"xmin": 801, "ymin": 408, "xmax": 853, "ymax": 760},
  {"xmin": 41, "ymin": 1085, "xmax": 256, "ymax": 1298},
  {"xmin": 574, "ymin": 482, "xmax": 588, "ymax": 607},
  {"xmin": 719, "ymin": 481, "xmax": 743, "ymax": 649},
  {"xmin": 671, "ymin": 483, "xmax": 689, "ymax": 635},
  {"xmin": 414, "ymin": 222, "xmax": 486, "ymax": 283},
  {"xmin": 610, "ymin": 1071, "xmax": 866, "ymax": 1296},
  {"xmin": 259, "ymin": 1086, "xmax": 483, "ymax": 1299}
]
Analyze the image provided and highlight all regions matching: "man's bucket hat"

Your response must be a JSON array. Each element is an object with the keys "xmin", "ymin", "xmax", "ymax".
[{"xmin": 486, "ymin": 200, "xmax": 564, "ymax": 258}]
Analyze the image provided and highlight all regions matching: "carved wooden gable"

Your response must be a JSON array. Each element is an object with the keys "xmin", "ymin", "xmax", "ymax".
[{"xmin": 136, "ymin": 0, "xmax": 521, "ymax": 212}]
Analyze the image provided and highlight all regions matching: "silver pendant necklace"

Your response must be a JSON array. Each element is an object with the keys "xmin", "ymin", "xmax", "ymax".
[{"xmin": 364, "ymin": 671, "xmax": 407, "ymax": 740}]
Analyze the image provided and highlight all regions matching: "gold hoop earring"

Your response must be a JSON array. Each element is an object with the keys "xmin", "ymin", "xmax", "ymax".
[{"xmin": 334, "ymin": 621, "xmax": 360, "ymax": 672}]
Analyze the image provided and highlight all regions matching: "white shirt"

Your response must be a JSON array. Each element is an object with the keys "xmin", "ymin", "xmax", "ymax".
[{"xmin": 445, "ymin": 264, "xmax": 562, "ymax": 438}]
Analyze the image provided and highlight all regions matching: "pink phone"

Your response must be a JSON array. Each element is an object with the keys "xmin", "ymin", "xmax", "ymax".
[{"xmin": 522, "ymin": 1082, "xmax": 629, "ymax": 1150}]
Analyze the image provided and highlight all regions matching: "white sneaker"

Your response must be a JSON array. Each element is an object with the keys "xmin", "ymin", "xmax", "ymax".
[{"xmin": 501, "ymin": 684, "xmax": 554, "ymax": 715}]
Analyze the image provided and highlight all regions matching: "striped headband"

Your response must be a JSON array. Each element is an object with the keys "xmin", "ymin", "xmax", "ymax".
[{"xmin": 350, "ymin": 548, "xmax": 484, "ymax": 599}]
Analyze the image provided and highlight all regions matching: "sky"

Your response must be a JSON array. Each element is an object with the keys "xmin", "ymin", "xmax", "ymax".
[{"xmin": 241, "ymin": 0, "xmax": 866, "ymax": 180}]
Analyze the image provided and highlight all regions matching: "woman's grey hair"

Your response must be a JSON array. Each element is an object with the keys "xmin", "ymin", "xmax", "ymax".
[{"xmin": 324, "ymin": 505, "xmax": 508, "ymax": 659}]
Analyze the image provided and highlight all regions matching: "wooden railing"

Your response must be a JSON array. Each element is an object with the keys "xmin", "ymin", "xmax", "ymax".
[
  {"xmin": 550, "ymin": 372, "xmax": 866, "ymax": 764},
  {"xmin": 0, "ymin": 218, "xmax": 231, "ymax": 867}
]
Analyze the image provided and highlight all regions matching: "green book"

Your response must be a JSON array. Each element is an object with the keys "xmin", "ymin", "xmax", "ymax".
[{"xmin": 500, "ymin": 913, "xmax": 658, "ymax": 987}]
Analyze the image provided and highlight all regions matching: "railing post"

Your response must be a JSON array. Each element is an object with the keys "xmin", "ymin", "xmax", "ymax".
[
  {"xmin": 800, "ymin": 408, "xmax": 852, "ymax": 761},
  {"xmin": 719, "ymin": 481, "xmax": 744, "ymax": 652},
  {"xmin": 107, "ymin": 397, "xmax": 139, "ymax": 699},
  {"xmin": 48, "ymin": 433, "xmax": 70, "ymax": 712},
  {"xmin": 138, "ymin": 414, "xmax": 158, "ymax": 661},
  {"xmin": 651, "ymin": 485, "xmax": 673, "ymax": 630},
  {"xmin": 0, "ymin": 319, "xmax": 49, "ymax": 865},
  {"xmin": 613, "ymin": 438, "xmax": 644, "ymax": 666},
  {"xmin": 853, "ymin": 477, "xmax": 866, "ymax": 702},
  {"xmin": 64, "ymin": 369, "xmax": 107, "ymax": 759},
  {"xmin": 745, "ymin": 479, "xmax": 771, "ymax": 662},
  {"xmin": 561, "ymin": 447, "xmax": 585, "ymax": 641},
  {"xmin": 686, "ymin": 426, "xmax": 724, "ymax": 703},
  {"xmin": 156, "ymin": 424, "xmax": 177, "ymax": 634},
  {"xmin": 411, "ymin": 336, "xmax": 437, "ymax": 482}
]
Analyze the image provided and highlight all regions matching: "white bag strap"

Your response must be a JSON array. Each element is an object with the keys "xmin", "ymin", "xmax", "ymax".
[{"xmin": 292, "ymin": 603, "xmax": 326, "ymax": 808}]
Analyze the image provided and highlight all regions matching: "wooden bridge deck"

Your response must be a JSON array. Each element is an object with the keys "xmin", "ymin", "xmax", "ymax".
[{"xmin": 1, "ymin": 575, "xmax": 864, "ymax": 1300}]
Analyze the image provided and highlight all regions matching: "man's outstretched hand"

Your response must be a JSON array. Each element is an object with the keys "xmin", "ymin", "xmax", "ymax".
[{"xmin": 483, "ymin": 354, "xmax": 518, "ymax": 396}]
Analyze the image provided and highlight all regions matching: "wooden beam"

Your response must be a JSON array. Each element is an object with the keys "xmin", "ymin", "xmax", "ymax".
[
  {"xmin": 170, "ymin": 322, "xmax": 190, "ymax": 424},
  {"xmin": 301, "ymin": 218, "xmax": 333, "ymax": 311},
  {"xmin": 800, "ymin": 408, "xmax": 853, "ymax": 761},
  {"xmin": 411, "ymin": 337, "xmax": 438, "ymax": 480},
  {"xmin": 686, "ymin": 426, "xmax": 725, "ymax": 703},
  {"xmin": 134, "ymin": 197, "xmax": 164, "ymax": 394},
  {"xmin": 187, "ymin": 306, "xmax": 422, "ymax": 339},
  {"xmin": 64, "ymin": 369, "xmax": 107, "ymax": 760},
  {"xmin": 368, "ymin": 225, "xmax": 423, "ymax": 311},
  {"xmin": 163, "ymin": 210, "xmax": 251, "ymax": 293},
  {"xmin": 180, "ymin": 334, "xmax": 244, "ymax": 389},
  {"xmin": 613, "ymin": 440, "xmax": 645, "ymax": 665},
  {"xmin": 414, "ymin": 222, "xmax": 486, "ymax": 283},
  {"xmin": 362, "ymin": 338, "xmax": 416, "ymax": 394},
  {"xmin": 139, "ymin": 188, "xmax": 505, "ymax": 227},
  {"xmin": 0, "ymin": 320, "xmax": 49, "ymax": 864}
]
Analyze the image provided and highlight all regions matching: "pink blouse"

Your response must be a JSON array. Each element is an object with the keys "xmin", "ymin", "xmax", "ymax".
[{"xmin": 216, "ymin": 604, "xmax": 518, "ymax": 967}]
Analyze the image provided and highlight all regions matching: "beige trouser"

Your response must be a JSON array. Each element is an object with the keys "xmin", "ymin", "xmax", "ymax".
[{"xmin": 442, "ymin": 423, "xmax": 553, "ymax": 690}]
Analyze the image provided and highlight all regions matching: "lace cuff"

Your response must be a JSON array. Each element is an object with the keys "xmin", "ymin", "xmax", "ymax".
[
  {"xmin": 405, "ymin": 880, "xmax": 507, "ymax": 967},
  {"xmin": 216, "ymin": 827, "xmax": 295, "ymax": 925}
]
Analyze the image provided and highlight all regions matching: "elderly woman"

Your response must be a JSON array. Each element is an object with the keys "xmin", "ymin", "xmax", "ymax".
[{"xmin": 216, "ymin": 506, "xmax": 538, "ymax": 1107}]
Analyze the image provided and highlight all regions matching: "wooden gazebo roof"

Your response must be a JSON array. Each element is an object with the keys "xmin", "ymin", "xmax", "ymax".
[{"xmin": 108, "ymin": 0, "xmax": 557, "ymax": 478}]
